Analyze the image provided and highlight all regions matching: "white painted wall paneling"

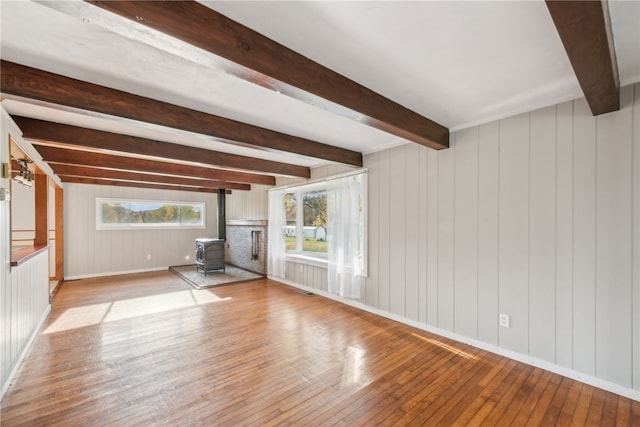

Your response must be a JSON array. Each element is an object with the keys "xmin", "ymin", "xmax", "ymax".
[
  {"xmin": 572, "ymin": 97, "xmax": 597, "ymax": 376},
  {"xmin": 497, "ymin": 112, "xmax": 530, "ymax": 354},
  {"xmin": 226, "ymin": 184, "xmax": 269, "ymax": 221},
  {"xmin": 633, "ymin": 84, "xmax": 640, "ymax": 392},
  {"xmin": 377, "ymin": 150, "xmax": 391, "ymax": 312},
  {"xmin": 64, "ymin": 184, "xmax": 218, "ymax": 278},
  {"xmin": 275, "ymin": 83, "xmax": 640, "ymax": 395},
  {"xmin": 555, "ymin": 100, "xmax": 573, "ymax": 369},
  {"xmin": 477, "ymin": 121, "xmax": 500, "ymax": 346},
  {"xmin": 417, "ymin": 146, "xmax": 428, "ymax": 324},
  {"xmin": 426, "ymin": 148, "xmax": 439, "ymax": 326},
  {"xmin": 9, "ymin": 251, "xmax": 49, "ymax": 367},
  {"xmin": 388, "ymin": 146, "xmax": 406, "ymax": 317},
  {"xmin": 404, "ymin": 143, "xmax": 420, "ymax": 322},
  {"xmin": 437, "ymin": 137, "xmax": 455, "ymax": 331},
  {"xmin": 453, "ymin": 127, "xmax": 479, "ymax": 339},
  {"xmin": 365, "ymin": 151, "xmax": 379, "ymax": 308},
  {"xmin": 0, "ymin": 108, "xmax": 13, "ymax": 396},
  {"xmin": 595, "ymin": 86, "xmax": 633, "ymax": 387},
  {"xmin": 1, "ymin": 107, "xmax": 51, "ymax": 398},
  {"xmin": 528, "ymin": 105, "xmax": 557, "ymax": 363},
  {"xmin": 632, "ymin": 83, "xmax": 640, "ymax": 392}
]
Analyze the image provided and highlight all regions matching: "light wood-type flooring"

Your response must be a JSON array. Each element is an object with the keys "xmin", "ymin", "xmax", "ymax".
[{"xmin": 1, "ymin": 270, "xmax": 639, "ymax": 426}]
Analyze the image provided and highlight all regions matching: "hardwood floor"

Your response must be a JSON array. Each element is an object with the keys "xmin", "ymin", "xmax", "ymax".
[{"xmin": 1, "ymin": 270, "xmax": 638, "ymax": 426}]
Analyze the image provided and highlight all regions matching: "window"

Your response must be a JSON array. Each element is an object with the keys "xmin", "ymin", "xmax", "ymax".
[
  {"xmin": 303, "ymin": 190, "xmax": 327, "ymax": 253},
  {"xmin": 96, "ymin": 198, "xmax": 205, "ymax": 229},
  {"xmin": 268, "ymin": 170, "xmax": 367, "ymax": 299},
  {"xmin": 284, "ymin": 192, "xmax": 297, "ymax": 251},
  {"xmin": 283, "ymin": 185, "xmax": 329, "ymax": 256}
]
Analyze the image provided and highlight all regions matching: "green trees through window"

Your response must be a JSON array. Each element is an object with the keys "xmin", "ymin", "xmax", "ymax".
[
  {"xmin": 97, "ymin": 199, "xmax": 204, "ymax": 229},
  {"xmin": 284, "ymin": 189, "xmax": 328, "ymax": 254}
]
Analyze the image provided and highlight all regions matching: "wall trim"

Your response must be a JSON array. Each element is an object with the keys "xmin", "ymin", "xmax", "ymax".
[
  {"xmin": 269, "ymin": 275, "xmax": 640, "ymax": 402},
  {"xmin": 286, "ymin": 254, "xmax": 328, "ymax": 269},
  {"xmin": 226, "ymin": 219, "xmax": 267, "ymax": 226},
  {"xmin": 0, "ymin": 303, "xmax": 51, "ymax": 400},
  {"xmin": 65, "ymin": 267, "xmax": 168, "ymax": 281}
]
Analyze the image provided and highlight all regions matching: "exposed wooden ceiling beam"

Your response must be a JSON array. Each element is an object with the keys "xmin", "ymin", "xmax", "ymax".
[
  {"xmin": 59, "ymin": 175, "xmax": 227, "ymax": 194},
  {"xmin": 33, "ymin": 144, "xmax": 276, "ymax": 186},
  {"xmin": 545, "ymin": 0, "xmax": 619, "ymax": 115},
  {"xmin": 49, "ymin": 163, "xmax": 250, "ymax": 191},
  {"xmin": 13, "ymin": 116, "xmax": 310, "ymax": 178},
  {"xmin": 0, "ymin": 60, "xmax": 362, "ymax": 166},
  {"xmin": 87, "ymin": 0, "xmax": 449, "ymax": 150}
]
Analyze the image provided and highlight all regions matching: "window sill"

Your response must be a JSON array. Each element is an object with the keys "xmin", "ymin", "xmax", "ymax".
[{"xmin": 286, "ymin": 253, "xmax": 328, "ymax": 269}]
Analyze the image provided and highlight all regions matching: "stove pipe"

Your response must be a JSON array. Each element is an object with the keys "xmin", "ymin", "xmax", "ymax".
[{"xmin": 217, "ymin": 189, "xmax": 226, "ymax": 241}]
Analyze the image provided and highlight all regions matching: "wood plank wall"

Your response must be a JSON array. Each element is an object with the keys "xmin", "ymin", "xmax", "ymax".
[
  {"xmin": 7, "ymin": 250, "xmax": 50, "ymax": 369},
  {"xmin": 0, "ymin": 109, "xmax": 13, "ymax": 397},
  {"xmin": 226, "ymin": 184, "xmax": 269, "ymax": 220},
  {"xmin": 63, "ymin": 184, "xmax": 218, "ymax": 279},
  {"xmin": 1, "ymin": 108, "xmax": 51, "ymax": 398},
  {"xmin": 281, "ymin": 84, "xmax": 640, "ymax": 394}
]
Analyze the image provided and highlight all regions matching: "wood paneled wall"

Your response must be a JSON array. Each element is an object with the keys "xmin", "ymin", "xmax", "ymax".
[
  {"xmin": 281, "ymin": 84, "xmax": 640, "ymax": 395},
  {"xmin": 64, "ymin": 184, "xmax": 218, "ymax": 279},
  {"xmin": 0, "ymin": 109, "xmax": 13, "ymax": 397},
  {"xmin": 4, "ymin": 251, "xmax": 50, "ymax": 383},
  {"xmin": 1, "ymin": 108, "xmax": 51, "ymax": 398},
  {"xmin": 226, "ymin": 184, "xmax": 269, "ymax": 220}
]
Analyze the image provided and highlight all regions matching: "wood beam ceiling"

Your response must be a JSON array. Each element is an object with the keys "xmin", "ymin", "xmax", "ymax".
[
  {"xmin": 545, "ymin": 0, "xmax": 619, "ymax": 115},
  {"xmin": 59, "ymin": 176, "xmax": 227, "ymax": 194},
  {"xmin": 49, "ymin": 164, "xmax": 250, "ymax": 191},
  {"xmin": 0, "ymin": 60, "xmax": 362, "ymax": 166},
  {"xmin": 32, "ymin": 144, "xmax": 275, "ymax": 186},
  {"xmin": 87, "ymin": 0, "xmax": 449, "ymax": 150},
  {"xmin": 12, "ymin": 116, "xmax": 309, "ymax": 178}
]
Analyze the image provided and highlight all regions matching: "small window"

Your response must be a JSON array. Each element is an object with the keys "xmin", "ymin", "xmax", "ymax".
[{"xmin": 97, "ymin": 198, "xmax": 205, "ymax": 230}]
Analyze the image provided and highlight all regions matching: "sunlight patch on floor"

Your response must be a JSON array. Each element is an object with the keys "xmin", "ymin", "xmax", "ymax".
[
  {"xmin": 410, "ymin": 332, "xmax": 477, "ymax": 360},
  {"xmin": 44, "ymin": 289, "xmax": 230, "ymax": 334},
  {"xmin": 340, "ymin": 345, "xmax": 371, "ymax": 390}
]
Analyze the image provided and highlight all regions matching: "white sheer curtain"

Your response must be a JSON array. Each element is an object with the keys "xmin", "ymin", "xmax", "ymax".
[
  {"xmin": 267, "ymin": 189, "xmax": 286, "ymax": 278},
  {"xmin": 327, "ymin": 174, "xmax": 364, "ymax": 299}
]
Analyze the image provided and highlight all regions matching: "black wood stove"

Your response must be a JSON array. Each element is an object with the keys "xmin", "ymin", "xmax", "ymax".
[
  {"xmin": 195, "ymin": 189, "xmax": 227, "ymax": 275},
  {"xmin": 195, "ymin": 238, "xmax": 225, "ymax": 275}
]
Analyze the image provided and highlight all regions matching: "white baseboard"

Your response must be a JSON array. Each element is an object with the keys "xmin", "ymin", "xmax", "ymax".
[
  {"xmin": 64, "ymin": 267, "xmax": 168, "ymax": 281},
  {"xmin": 270, "ymin": 275, "xmax": 640, "ymax": 402},
  {"xmin": 1, "ymin": 303, "xmax": 51, "ymax": 400}
]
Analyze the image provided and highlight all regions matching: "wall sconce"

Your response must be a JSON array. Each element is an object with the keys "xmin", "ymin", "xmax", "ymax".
[{"xmin": 12, "ymin": 159, "xmax": 34, "ymax": 187}]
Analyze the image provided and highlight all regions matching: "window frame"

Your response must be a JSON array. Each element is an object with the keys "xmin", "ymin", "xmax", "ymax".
[
  {"xmin": 96, "ymin": 197, "xmax": 206, "ymax": 230},
  {"xmin": 279, "ymin": 171, "xmax": 368, "ymax": 277},
  {"xmin": 285, "ymin": 181, "xmax": 329, "ymax": 259}
]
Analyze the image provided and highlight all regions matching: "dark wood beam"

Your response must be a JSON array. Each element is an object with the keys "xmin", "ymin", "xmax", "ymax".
[
  {"xmin": 33, "ymin": 144, "xmax": 276, "ymax": 186},
  {"xmin": 59, "ymin": 175, "xmax": 225, "ymax": 193},
  {"xmin": 87, "ymin": 0, "xmax": 449, "ymax": 150},
  {"xmin": 0, "ymin": 60, "xmax": 362, "ymax": 166},
  {"xmin": 545, "ymin": 0, "xmax": 619, "ymax": 115},
  {"xmin": 50, "ymin": 163, "xmax": 250, "ymax": 191},
  {"xmin": 13, "ymin": 116, "xmax": 310, "ymax": 178}
]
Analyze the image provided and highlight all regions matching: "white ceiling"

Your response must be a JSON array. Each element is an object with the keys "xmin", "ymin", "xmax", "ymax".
[{"xmin": 1, "ymin": 0, "xmax": 639, "ymax": 174}]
